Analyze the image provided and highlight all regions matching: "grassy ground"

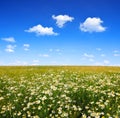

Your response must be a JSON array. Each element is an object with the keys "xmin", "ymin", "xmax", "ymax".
[{"xmin": 0, "ymin": 66, "xmax": 120, "ymax": 118}]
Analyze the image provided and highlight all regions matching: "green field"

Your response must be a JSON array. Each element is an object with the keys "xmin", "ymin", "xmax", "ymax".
[{"xmin": 0, "ymin": 66, "xmax": 120, "ymax": 118}]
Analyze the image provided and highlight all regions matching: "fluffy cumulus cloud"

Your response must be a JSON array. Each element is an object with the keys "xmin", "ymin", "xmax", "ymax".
[
  {"xmin": 96, "ymin": 48, "xmax": 102, "ymax": 51},
  {"xmin": 32, "ymin": 59, "xmax": 40, "ymax": 65},
  {"xmin": 39, "ymin": 54, "xmax": 49, "ymax": 57},
  {"xmin": 113, "ymin": 50, "xmax": 119, "ymax": 53},
  {"xmin": 103, "ymin": 60, "xmax": 110, "ymax": 65},
  {"xmin": 114, "ymin": 54, "xmax": 120, "ymax": 57},
  {"xmin": 5, "ymin": 45, "xmax": 16, "ymax": 53},
  {"xmin": 113, "ymin": 50, "xmax": 120, "ymax": 56},
  {"xmin": 89, "ymin": 58, "xmax": 94, "ymax": 62},
  {"xmin": 2, "ymin": 37, "xmax": 15, "ymax": 43},
  {"xmin": 80, "ymin": 17, "xmax": 106, "ymax": 33},
  {"xmin": 25, "ymin": 24, "xmax": 58, "ymax": 36},
  {"xmin": 23, "ymin": 44, "xmax": 30, "ymax": 51},
  {"xmin": 52, "ymin": 15, "xmax": 74, "ymax": 28},
  {"xmin": 101, "ymin": 54, "xmax": 106, "ymax": 57},
  {"xmin": 33, "ymin": 59, "xmax": 39, "ymax": 63},
  {"xmin": 83, "ymin": 53, "xmax": 94, "ymax": 58}
]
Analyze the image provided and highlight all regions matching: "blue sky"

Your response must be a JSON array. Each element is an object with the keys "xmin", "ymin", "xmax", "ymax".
[{"xmin": 0, "ymin": 0, "xmax": 120, "ymax": 65}]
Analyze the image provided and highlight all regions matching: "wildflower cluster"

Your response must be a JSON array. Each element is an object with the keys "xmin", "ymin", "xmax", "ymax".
[{"xmin": 0, "ymin": 66, "xmax": 120, "ymax": 118}]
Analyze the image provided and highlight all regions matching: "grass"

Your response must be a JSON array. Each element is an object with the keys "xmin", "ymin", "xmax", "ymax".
[{"xmin": 0, "ymin": 66, "xmax": 120, "ymax": 118}]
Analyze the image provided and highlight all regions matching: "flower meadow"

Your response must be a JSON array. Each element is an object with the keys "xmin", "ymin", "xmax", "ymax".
[{"xmin": 0, "ymin": 66, "xmax": 120, "ymax": 118}]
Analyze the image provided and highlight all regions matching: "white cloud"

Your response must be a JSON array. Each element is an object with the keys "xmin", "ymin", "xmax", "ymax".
[
  {"xmin": 39, "ymin": 54, "xmax": 49, "ymax": 57},
  {"xmin": 32, "ymin": 59, "xmax": 40, "ymax": 65},
  {"xmin": 5, "ymin": 45, "xmax": 16, "ymax": 53},
  {"xmin": 89, "ymin": 58, "xmax": 94, "ymax": 62},
  {"xmin": 94, "ymin": 62, "xmax": 103, "ymax": 66},
  {"xmin": 96, "ymin": 48, "xmax": 102, "ymax": 51},
  {"xmin": 23, "ymin": 44, "xmax": 30, "ymax": 51},
  {"xmin": 13, "ymin": 60, "xmax": 28, "ymax": 65},
  {"xmin": 94, "ymin": 60, "xmax": 110, "ymax": 66},
  {"xmin": 49, "ymin": 49, "xmax": 53, "ymax": 52},
  {"xmin": 23, "ymin": 44, "xmax": 30, "ymax": 47},
  {"xmin": 83, "ymin": 53, "xmax": 94, "ymax": 58},
  {"xmin": 49, "ymin": 48, "xmax": 61, "ymax": 52},
  {"xmin": 49, "ymin": 48, "xmax": 62, "ymax": 55},
  {"xmin": 113, "ymin": 50, "xmax": 120, "ymax": 56},
  {"xmin": 103, "ymin": 60, "xmax": 110, "ymax": 64},
  {"xmin": 113, "ymin": 64, "xmax": 120, "ymax": 66},
  {"xmin": 25, "ymin": 24, "xmax": 58, "ymax": 36},
  {"xmin": 52, "ymin": 15, "xmax": 74, "ymax": 28},
  {"xmin": 80, "ymin": 17, "xmax": 106, "ymax": 33},
  {"xmin": 33, "ymin": 60, "xmax": 39, "ymax": 63},
  {"xmin": 82, "ymin": 53, "xmax": 94, "ymax": 63},
  {"xmin": 2, "ymin": 37, "xmax": 15, "ymax": 43},
  {"xmin": 55, "ymin": 49, "xmax": 61, "ymax": 52},
  {"xmin": 113, "ymin": 50, "xmax": 119, "ymax": 53},
  {"xmin": 101, "ymin": 54, "xmax": 106, "ymax": 57},
  {"xmin": 113, "ymin": 54, "xmax": 120, "ymax": 57}
]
